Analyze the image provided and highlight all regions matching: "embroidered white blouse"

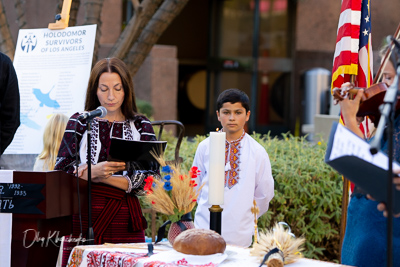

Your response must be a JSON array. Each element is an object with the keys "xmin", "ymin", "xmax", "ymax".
[{"xmin": 193, "ymin": 133, "xmax": 274, "ymax": 247}]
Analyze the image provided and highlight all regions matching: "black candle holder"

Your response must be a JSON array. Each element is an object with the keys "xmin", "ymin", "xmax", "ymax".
[{"xmin": 209, "ymin": 205, "xmax": 223, "ymax": 235}]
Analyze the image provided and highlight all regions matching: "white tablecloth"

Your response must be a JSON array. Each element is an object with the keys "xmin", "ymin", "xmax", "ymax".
[{"xmin": 66, "ymin": 242, "xmax": 353, "ymax": 267}]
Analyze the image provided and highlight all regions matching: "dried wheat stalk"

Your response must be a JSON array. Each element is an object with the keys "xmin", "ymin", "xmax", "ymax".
[
  {"xmin": 144, "ymin": 152, "xmax": 204, "ymax": 216},
  {"xmin": 250, "ymin": 223, "xmax": 305, "ymax": 266}
]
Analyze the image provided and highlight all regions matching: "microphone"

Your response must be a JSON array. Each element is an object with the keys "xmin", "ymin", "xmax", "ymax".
[{"xmin": 78, "ymin": 106, "xmax": 107, "ymax": 120}]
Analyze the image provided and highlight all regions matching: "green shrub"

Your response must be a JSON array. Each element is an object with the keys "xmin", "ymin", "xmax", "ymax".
[
  {"xmin": 254, "ymin": 133, "xmax": 342, "ymax": 262},
  {"xmin": 140, "ymin": 132, "xmax": 342, "ymax": 262},
  {"xmin": 136, "ymin": 98, "xmax": 153, "ymax": 118}
]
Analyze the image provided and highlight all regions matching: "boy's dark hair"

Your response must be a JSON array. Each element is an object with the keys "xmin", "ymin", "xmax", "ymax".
[{"xmin": 216, "ymin": 88, "xmax": 250, "ymax": 112}]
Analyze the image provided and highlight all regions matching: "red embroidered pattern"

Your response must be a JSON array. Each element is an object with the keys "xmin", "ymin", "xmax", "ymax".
[
  {"xmin": 67, "ymin": 246, "xmax": 85, "ymax": 267},
  {"xmin": 224, "ymin": 130, "xmax": 245, "ymax": 189},
  {"xmin": 86, "ymin": 250, "xmax": 147, "ymax": 267}
]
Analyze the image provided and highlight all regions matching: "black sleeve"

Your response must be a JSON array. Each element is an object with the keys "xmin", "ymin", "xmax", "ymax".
[
  {"xmin": 0, "ymin": 53, "xmax": 20, "ymax": 154},
  {"xmin": 128, "ymin": 115, "xmax": 159, "ymax": 195},
  {"xmin": 54, "ymin": 113, "xmax": 86, "ymax": 174}
]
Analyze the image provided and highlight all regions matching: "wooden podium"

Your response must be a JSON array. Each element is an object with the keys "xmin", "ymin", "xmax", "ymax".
[{"xmin": 9, "ymin": 171, "xmax": 87, "ymax": 267}]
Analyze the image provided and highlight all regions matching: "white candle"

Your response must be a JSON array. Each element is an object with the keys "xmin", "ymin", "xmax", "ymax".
[{"xmin": 208, "ymin": 131, "xmax": 226, "ymax": 205}]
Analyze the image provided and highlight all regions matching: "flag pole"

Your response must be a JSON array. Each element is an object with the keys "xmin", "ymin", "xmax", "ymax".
[{"xmin": 339, "ymin": 177, "xmax": 349, "ymax": 258}]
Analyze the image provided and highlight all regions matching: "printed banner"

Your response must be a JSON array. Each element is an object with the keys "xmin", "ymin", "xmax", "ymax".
[{"xmin": 5, "ymin": 24, "xmax": 97, "ymax": 154}]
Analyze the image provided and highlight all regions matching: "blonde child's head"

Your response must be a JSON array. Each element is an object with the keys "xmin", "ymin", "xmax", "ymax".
[{"xmin": 37, "ymin": 113, "xmax": 68, "ymax": 170}]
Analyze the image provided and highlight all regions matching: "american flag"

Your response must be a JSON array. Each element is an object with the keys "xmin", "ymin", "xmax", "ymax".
[
  {"xmin": 357, "ymin": 0, "xmax": 373, "ymax": 88},
  {"xmin": 332, "ymin": 0, "xmax": 373, "ymax": 193},
  {"xmin": 331, "ymin": 0, "xmax": 373, "ymax": 137}
]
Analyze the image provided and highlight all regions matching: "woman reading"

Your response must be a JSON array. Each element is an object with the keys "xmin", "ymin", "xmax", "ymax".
[{"xmin": 55, "ymin": 57, "xmax": 157, "ymax": 244}]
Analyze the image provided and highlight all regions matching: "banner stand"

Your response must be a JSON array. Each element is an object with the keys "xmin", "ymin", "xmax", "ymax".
[{"xmin": 48, "ymin": 0, "xmax": 72, "ymax": 30}]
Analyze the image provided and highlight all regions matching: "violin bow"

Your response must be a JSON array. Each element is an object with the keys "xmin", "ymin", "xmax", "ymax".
[{"xmin": 373, "ymin": 23, "xmax": 400, "ymax": 84}]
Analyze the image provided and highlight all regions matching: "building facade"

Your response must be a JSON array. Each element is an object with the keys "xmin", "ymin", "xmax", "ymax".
[{"xmin": 4, "ymin": 0, "xmax": 400, "ymax": 136}]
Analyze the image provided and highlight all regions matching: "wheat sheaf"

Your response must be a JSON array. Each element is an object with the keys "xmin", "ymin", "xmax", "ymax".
[
  {"xmin": 144, "ymin": 152, "xmax": 204, "ymax": 216},
  {"xmin": 250, "ymin": 222, "xmax": 305, "ymax": 267}
]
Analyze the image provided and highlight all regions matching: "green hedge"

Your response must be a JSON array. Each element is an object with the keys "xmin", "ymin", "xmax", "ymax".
[
  {"xmin": 140, "ymin": 132, "xmax": 342, "ymax": 262},
  {"xmin": 137, "ymin": 98, "xmax": 153, "ymax": 118}
]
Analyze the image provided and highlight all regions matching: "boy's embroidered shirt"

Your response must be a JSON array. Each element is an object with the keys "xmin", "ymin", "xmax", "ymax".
[
  {"xmin": 193, "ymin": 133, "xmax": 274, "ymax": 247},
  {"xmin": 224, "ymin": 130, "xmax": 246, "ymax": 189}
]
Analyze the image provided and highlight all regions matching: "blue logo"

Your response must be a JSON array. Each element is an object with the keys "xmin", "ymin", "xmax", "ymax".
[
  {"xmin": 21, "ymin": 34, "xmax": 37, "ymax": 53},
  {"xmin": 20, "ymin": 113, "xmax": 41, "ymax": 130},
  {"xmin": 33, "ymin": 87, "xmax": 60, "ymax": 109}
]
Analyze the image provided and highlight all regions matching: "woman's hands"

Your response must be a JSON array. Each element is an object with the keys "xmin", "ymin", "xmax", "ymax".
[
  {"xmin": 74, "ymin": 161, "xmax": 126, "ymax": 183},
  {"xmin": 92, "ymin": 161, "xmax": 126, "ymax": 180},
  {"xmin": 74, "ymin": 164, "xmax": 88, "ymax": 178},
  {"xmin": 338, "ymin": 83, "xmax": 365, "ymax": 139},
  {"xmin": 338, "ymin": 83, "xmax": 363, "ymax": 123}
]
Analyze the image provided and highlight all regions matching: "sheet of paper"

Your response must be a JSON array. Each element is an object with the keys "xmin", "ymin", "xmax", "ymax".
[
  {"xmin": 5, "ymin": 25, "xmax": 96, "ymax": 154},
  {"xmin": 329, "ymin": 123, "xmax": 400, "ymax": 171}
]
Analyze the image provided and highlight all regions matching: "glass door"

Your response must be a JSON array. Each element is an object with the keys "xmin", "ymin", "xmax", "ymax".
[{"xmin": 207, "ymin": 0, "xmax": 295, "ymax": 135}]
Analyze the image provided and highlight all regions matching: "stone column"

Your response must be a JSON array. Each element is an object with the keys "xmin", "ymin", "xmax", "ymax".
[{"xmin": 134, "ymin": 45, "xmax": 178, "ymax": 123}]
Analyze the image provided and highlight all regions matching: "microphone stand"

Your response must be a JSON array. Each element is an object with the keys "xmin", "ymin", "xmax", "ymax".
[
  {"xmin": 369, "ymin": 41, "xmax": 400, "ymax": 267},
  {"xmin": 86, "ymin": 117, "xmax": 95, "ymax": 245}
]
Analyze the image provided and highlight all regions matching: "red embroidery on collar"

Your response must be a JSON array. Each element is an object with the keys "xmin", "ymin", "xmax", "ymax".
[{"xmin": 224, "ymin": 130, "xmax": 245, "ymax": 189}]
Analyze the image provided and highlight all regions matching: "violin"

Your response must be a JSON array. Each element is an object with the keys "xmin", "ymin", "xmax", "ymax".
[
  {"xmin": 332, "ymin": 23, "xmax": 400, "ymax": 125},
  {"xmin": 332, "ymin": 82, "xmax": 400, "ymax": 125}
]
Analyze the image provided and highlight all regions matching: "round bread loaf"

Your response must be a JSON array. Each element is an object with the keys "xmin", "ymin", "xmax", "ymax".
[{"xmin": 173, "ymin": 228, "xmax": 226, "ymax": 255}]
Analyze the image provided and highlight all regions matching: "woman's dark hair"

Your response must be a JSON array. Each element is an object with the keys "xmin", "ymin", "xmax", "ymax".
[
  {"xmin": 379, "ymin": 36, "xmax": 399, "ymax": 70},
  {"xmin": 84, "ymin": 57, "xmax": 137, "ymax": 120},
  {"xmin": 216, "ymin": 88, "xmax": 250, "ymax": 112}
]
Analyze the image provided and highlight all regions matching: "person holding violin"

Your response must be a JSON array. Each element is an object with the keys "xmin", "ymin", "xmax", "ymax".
[
  {"xmin": 339, "ymin": 40, "xmax": 400, "ymax": 267},
  {"xmin": 333, "ymin": 38, "xmax": 398, "ymax": 131}
]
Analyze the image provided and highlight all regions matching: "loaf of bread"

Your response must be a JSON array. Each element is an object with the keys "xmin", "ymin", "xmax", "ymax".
[{"xmin": 173, "ymin": 228, "xmax": 226, "ymax": 255}]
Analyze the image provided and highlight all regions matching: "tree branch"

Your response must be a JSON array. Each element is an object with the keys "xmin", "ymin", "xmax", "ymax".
[
  {"xmin": 108, "ymin": 0, "xmax": 163, "ymax": 59},
  {"xmin": 56, "ymin": 0, "xmax": 63, "ymax": 14},
  {"xmin": 125, "ymin": 0, "xmax": 189, "ymax": 76},
  {"xmin": 131, "ymin": 0, "xmax": 140, "ymax": 11},
  {"xmin": 0, "ymin": 0, "xmax": 15, "ymax": 59},
  {"xmin": 69, "ymin": 0, "xmax": 81, "ymax": 27},
  {"xmin": 14, "ymin": 0, "xmax": 27, "ymax": 29},
  {"xmin": 83, "ymin": 0, "xmax": 104, "ymax": 65}
]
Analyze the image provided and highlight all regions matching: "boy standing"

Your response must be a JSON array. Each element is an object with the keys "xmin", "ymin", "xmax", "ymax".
[{"xmin": 193, "ymin": 88, "xmax": 274, "ymax": 247}]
